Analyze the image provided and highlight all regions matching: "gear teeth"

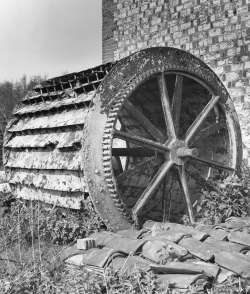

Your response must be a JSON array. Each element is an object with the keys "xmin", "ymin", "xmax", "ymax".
[
  {"xmin": 105, "ymin": 178, "xmax": 113, "ymax": 184},
  {"xmin": 101, "ymin": 75, "xmax": 143, "ymax": 224},
  {"xmin": 103, "ymin": 134, "xmax": 112, "ymax": 140},
  {"xmin": 109, "ymin": 112, "xmax": 118, "ymax": 118},
  {"xmin": 104, "ymin": 128, "xmax": 113, "ymax": 134},
  {"xmin": 107, "ymin": 183, "xmax": 115, "ymax": 189},
  {"xmin": 103, "ymin": 150, "xmax": 111, "ymax": 155},
  {"xmin": 105, "ymin": 122, "xmax": 114, "ymax": 128}
]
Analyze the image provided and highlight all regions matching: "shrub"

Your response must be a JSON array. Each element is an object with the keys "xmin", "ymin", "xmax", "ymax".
[
  {"xmin": 0, "ymin": 197, "xmax": 105, "ymax": 248},
  {"xmin": 195, "ymin": 174, "xmax": 250, "ymax": 224}
]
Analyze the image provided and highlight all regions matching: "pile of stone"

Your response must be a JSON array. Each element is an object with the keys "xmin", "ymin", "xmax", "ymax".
[{"xmin": 58, "ymin": 217, "xmax": 250, "ymax": 291}]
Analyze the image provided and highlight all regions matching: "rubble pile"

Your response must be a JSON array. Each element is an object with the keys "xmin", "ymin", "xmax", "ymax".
[{"xmin": 58, "ymin": 218, "xmax": 250, "ymax": 291}]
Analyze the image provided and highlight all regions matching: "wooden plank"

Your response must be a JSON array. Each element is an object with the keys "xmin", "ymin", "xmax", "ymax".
[
  {"xmin": 5, "ymin": 130, "xmax": 83, "ymax": 149},
  {"xmin": 157, "ymin": 273, "xmax": 208, "ymax": 289},
  {"xmin": 179, "ymin": 238, "xmax": 214, "ymax": 261},
  {"xmin": 5, "ymin": 150, "xmax": 81, "ymax": 170},
  {"xmin": 22, "ymin": 91, "xmax": 64, "ymax": 102},
  {"xmin": 150, "ymin": 261, "xmax": 220, "ymax": 277},
  {"xmin": 196, "ymin": 224, "xmax": 228, "ymax": 241},
  {"xmin": 8, "ymin": 169, "xmax": 87, "ymax": 192},
  {"xmin": 101, "ymin": 236, "xmax": 145, "ymax": 255},
  {"xmin": 189, "ymin": 261, "xmax": 220, "ymax": 278},
  {"xmin": 150, "ymin": 222, "xmax": 208, "ymax": 241},
  {"xmin": 214, "ymin": 251, "xmax": 250, "ymax": 279},
  {"xmin": 206, "ymin": 229, "xmax": 228, "ymax": 241},
  {"xmin": 222, "ymin": 217, "xmax": 250, "ymax": 229},
  {"xmin": 8, "ymin": 108, "xmax": 88, "ymax": 132},
  {"xmin": 203, "ymin": 237, "xmax": 247, "ymax": 253},
  {"xmin": 217, "ymin": 268, "xmax": 235, "ymax": 283},
  {"xmin": 15, "ymin": 92, "xmax": 93, "ymax": 115},
  {"xmin": 12, "ymin": 185, "xmax": 84, "ymax": 209},
  {"xmin": 109, "ymin": 256, "xmax": 151, "ymax": 273},
  {"xmin": 228, "ymin": 231, "xmax": 250, "ymax": 247},
  {"xmin": 150, "ymin": 230, "xmax": 187, "ymax": 243}
]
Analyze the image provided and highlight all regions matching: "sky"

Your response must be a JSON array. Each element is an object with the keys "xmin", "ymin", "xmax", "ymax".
[{"xmin": 0, "ymin": 0, "xmax": 102, "ymax": 82}]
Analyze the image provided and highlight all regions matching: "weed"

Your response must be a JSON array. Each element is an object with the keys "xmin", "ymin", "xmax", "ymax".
[{"xmin": 195, "ymin": 174, "xmax": 250, "ymax": 225}]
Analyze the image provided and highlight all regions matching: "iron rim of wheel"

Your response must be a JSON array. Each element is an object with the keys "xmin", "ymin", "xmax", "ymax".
[{"xmin": 84, "ymin": 47, "xmax": 242, "ymax": 231}]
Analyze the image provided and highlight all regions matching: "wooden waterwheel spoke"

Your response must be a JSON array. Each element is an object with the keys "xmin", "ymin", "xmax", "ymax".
[
  {"xmin": 114, "ymin": 130, "xmax": 169, "ymax": 153},
  {"xmin": 177, "ymin": 165, "xmax": 195, "ymax": 224},
  {"xmin": 124, "ymin": 100, "xmax": 165, "ymax": 142},
  {"xmin": 112, "ymin": 147, "xmax": 154, "ymax": 157},
  {"xmin": 132, "ymin": 160, "xmax": 174, "ymax": 221},
  {"xmin": 185, "ymin": 95, "xmax": 220, "ymax": 144},
  {"xmin": 192, "ymin": 122, "xmax": 225, "ymax": 144},
  {"xmin": 117, "ymin": 157, "xmax": 161, "ymax": 185},
  {"xmin": 172, "ymin": 75, "xmax": 183, "ymax": 135},
  {"xmin": 185, "ymin": 163, "xmax": 218, "ymax": 191},
  {"xmin": 189, "ymin": 155, "xmax": 235, "ymax": 172},
  {"xmin": 158, "ymin": 73, "xmax": 176, "ymax": 139}
]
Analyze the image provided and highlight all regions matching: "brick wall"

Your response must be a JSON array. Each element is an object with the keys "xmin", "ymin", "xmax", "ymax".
[
  {"xmin": 102, "ymin": 0, "xmax": 116, "ymax": 63},
  {"xmin": 102, "ymin": 0, "xmax": 250, "ymax": 163}
]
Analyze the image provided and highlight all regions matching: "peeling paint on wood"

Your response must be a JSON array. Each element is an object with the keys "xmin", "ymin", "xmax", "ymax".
[
  {"xmin": 8, "ymin": 169, "xmax": 87, "ymax": 192},
  {"xmin": 6, "ymin": 130, "xmax": 83, "ymax": 149},
  {"xmin": 8, "ymin": 108, "xmax": 88, "ymax": 132},
  {"xmin": 6, "ymin": 150, "xmax": 81, "ymax": 170},
  {"xmin": 13, "ymin": 185, "xmax": 83, "ymax": 209},
  {"xmin": 15, "ymin": 92, "xmax": 94, "ymax": 115}
]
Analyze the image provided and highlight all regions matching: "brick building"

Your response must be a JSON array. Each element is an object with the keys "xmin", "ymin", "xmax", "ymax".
[{"xmin": 102, "ymin": 0, "xmax": 250, "ymax": 163}]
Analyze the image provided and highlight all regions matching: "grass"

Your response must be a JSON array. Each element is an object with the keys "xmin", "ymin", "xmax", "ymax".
[{"xmin": 1, "ymin": 172, "xmax": 250, "ymax": 293}]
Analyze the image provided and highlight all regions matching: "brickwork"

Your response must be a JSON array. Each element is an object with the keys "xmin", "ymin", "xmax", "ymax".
[
  {"xmin": 102, "ymin": 0, "xmax": 250, "ymax": 163},
  {"xmin": 102, "ymin": 0, "xmax": 116, "ymax": 63}
]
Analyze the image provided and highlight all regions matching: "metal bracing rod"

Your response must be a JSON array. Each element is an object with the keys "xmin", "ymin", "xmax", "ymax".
[
  {"xmin": 158, "ymin": 73, "xmax": 176, "ymax": 139},
  {"xmin": 117, "ymin": 157, "xmax": 159, "ymax": 184},
  {"xmin": 185, "ymin": 95, "xmax": 220, "ymax": 144},
  {"xmin": 177, "ymin": 165, "xmax": 195, "ymax": 224},
  {"xmin": 188, "ymin": 155, "xmax": 235, "ymax": 172},
  {"xmin": 185, "ymin": 163, "xmax": 220, "ymax": 192},
  {"xmin": 192, "ymin": 122, "xmax": 225, "ymax": 144},
  {"xmin": 113, "ymin": 130, "xmax": 170, "ymax": 154},
  {"xmin": 172, "ymin": 75, "xmax": 183, "ymax": 136},
  {"xmin": 124, "ymin": 100, "xmax": 165, "ymax": 142},
  {"xmin": 132, "ymin": 160, "xmax": 174, "ymax": 222},
  {"xmin": 112, "ymin": 147, "xmax": 154, "ymax": 157}
]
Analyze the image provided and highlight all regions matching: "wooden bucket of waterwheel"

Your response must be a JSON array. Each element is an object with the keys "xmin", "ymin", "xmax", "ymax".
[{"xmin": 3, "ymin": 47, "xmax": 242, "ymax": 230}]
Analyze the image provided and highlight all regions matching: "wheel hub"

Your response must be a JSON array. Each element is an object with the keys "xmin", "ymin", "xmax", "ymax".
[{"xmin": 166, "ymin": 139, "xmax": 199, "ymax": 165}]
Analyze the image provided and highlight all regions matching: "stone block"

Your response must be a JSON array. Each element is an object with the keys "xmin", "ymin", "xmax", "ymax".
[
  {"xmin": 158, "ymin": 273, "xmax": 209, "ymax": 289},
  {"xmin": 214, "ymin": 251, "xmax": 250, "ymax": 279},
  {"xmin": 179, "ymin": 238, "xmax": 214, "ymax": 261},
  {"xmin": 76, "ymin": 238, "xmax": 96, "ymax": 250}
]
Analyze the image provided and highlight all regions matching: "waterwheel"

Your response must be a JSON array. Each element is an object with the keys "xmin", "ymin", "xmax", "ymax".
[{"xmin": 4, "ymin": 47, "xmax": 242, "ymax": 230}]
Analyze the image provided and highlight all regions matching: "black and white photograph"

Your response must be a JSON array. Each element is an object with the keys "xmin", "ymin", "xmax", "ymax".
[{"xmin": 0, "ymin": 0, "xmax": 250, "ymax": 293}]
